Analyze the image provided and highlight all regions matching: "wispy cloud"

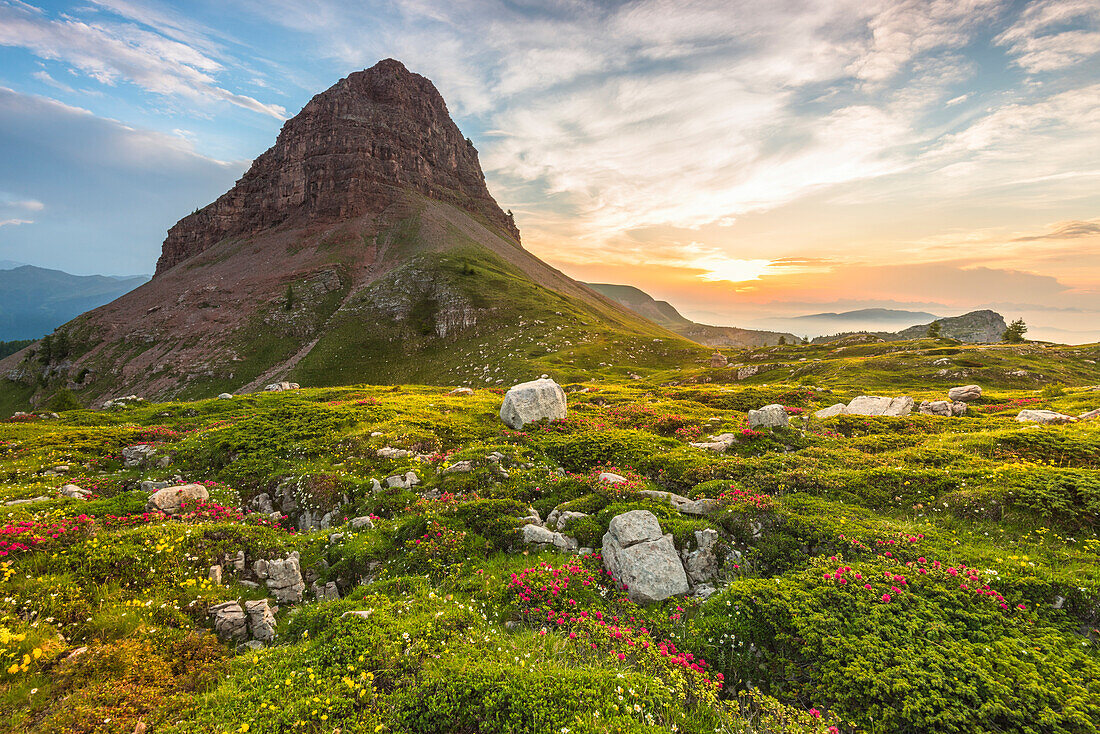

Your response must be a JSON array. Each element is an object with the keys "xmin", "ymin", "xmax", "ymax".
[{"xmin": 0, "ymin": 1, "xmax": 285, "ymax": 118}]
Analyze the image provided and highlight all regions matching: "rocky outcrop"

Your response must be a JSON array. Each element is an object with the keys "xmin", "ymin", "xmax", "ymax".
[
  {"xmin": 263, "ymin": 554, "xmax": 306, "ymax": 603},
  {"xmin": 156, "ymin": 59, "xmax": 518, "ymax": 275},
  {"xmin": 601, "ymin": 510, "xmax": 688, "ymax": 604},
  {"xmin": 814, "ymin": 403, "xmax": 846, "ymax": 419},
  {"xmin": 500, "ymin": 378, "xmax": 567, "ymax": 429},
  {"xmin": 919, "ymin": 400, "xmax": 967, "ymax": 417}
]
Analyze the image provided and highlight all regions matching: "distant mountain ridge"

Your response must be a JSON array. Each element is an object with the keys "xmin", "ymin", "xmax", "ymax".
[
  {"xmin": 811, "ymin": 309, "xmax": 1008, "ymax": 344},
  {"xmin": 585, "ymin": 282, "xmax": 799, "ymax": 347},
  {"xmin": 789, "ymin": 308, "xmax": 940, "ymax": 324},
  {"xmin": 0, "ymin": 265, "xmax": 148, "ymax": 340}
]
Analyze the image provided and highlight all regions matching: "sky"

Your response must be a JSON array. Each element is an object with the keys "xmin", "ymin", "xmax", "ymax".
[{"xmin": 0, "ymin": 0, "xmax": 1098, "ymax": 343}]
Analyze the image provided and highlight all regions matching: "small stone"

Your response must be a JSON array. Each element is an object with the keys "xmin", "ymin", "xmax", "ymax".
[
  {"xmin": 350, "ymin": 516, "xmax": 374, "ymax": 530},
  {"xmin": 209, "ymin": 565, "xmax": 223, "ymax": 585}
]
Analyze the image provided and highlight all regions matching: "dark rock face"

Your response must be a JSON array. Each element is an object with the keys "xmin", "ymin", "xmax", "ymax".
[{"xmin": 156, "ymin": 59, "xmax": 518, "ymax": 275}]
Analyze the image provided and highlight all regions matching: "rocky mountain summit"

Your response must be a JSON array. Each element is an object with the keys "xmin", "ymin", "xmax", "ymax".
[
  {"xmin": 157, "ymin": 59, "xmax": 518, "ymax": 275},
  {"xmin": 1, "ymin": 60, "xmax": 687, "ymax": 408}
]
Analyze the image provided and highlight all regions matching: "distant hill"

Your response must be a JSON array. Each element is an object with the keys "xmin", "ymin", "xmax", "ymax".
[
  {"xmin": 0, "ymin": 265, "xmax": 148, "ymax": 340},
  {"xmin": 585, "ymin": 282, "xmax": 798, "ymax": 347},
  {"xmin": 811, "ymin": 309, "xmax": 1008, "ymax": 344},
  {"xmin": 0, "ymin": 259, "xmax": 27, "ymax": 270},
  {"xmin": 789, "ymin": 308, "xmax": 940, "ymax": 324}
]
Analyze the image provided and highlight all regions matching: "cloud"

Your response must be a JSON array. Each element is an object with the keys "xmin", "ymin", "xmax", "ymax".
[
  {"xmin": 0, "ymin": 218, "xmax": 33, "ymax": 227},
  {"xmin": 0, "ymin": 1, "xmax": 285, "ymax": 118},
  {"xmin": 0, "ymin": 87, "xmax": 246, "ymax": 273},
  {"xmin": 1013, "ymin": 219, "xmax": 1100, "ymax": 241},
  {"xmin": 995, "ymin": 0, "xmax": 1100, "ymax": 73}
]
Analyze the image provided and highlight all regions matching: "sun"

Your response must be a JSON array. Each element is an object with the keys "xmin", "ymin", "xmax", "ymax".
[{"xmin": 695, "ymin": 257, "xmax": 773, "ymax": 283}]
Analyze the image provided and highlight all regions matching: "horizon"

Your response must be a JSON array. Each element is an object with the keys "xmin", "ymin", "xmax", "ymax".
[{"xmin": 1, "ymin": 0, "xmax": 1098, "ymax": 343}]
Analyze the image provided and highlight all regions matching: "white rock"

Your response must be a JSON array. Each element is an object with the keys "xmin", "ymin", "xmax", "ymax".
[
  {"xmin": 947, "ymin": 385, "xmax": 982, "ymax": 402},
  {"xmin": 218, "ymin": 393, "xmax": 233, "ymax": 400},
  {"xmin": 814, "ymin": 403, "xmax": 847, "ymax": 419},
  {"xmin": 597, "ymin": 472, "xmax": 627, "ymax": 484},
  {"xmin": 146, "ymin": 484, "xmax": 209, "ymax": 515},
  {"xmin": 747, "ymin": 404, "xmax": 788, "ymax": 429},
  {"xmin": 602, "ymin": 510, "xmax": 689, "ymax": 604},
  {"xmin": 500, "ymin": 378, "xmax": 567, "ymax": 429},
  {"xmin": 846, "ymin": 395, "xmax": 914, "ymax": 417},
  {"xmin": 1016, "ymin": 409, "xmax": 1076, "ymax": 425}
]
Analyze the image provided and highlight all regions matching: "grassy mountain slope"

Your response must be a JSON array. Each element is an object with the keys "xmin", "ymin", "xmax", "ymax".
[
  {"xmin": 0, "ymin": 193, "xmax": 702, "ymax": 411},
  {"xmin": 585, "ymin": 281, "xmax": 799, "ymax": 347}
]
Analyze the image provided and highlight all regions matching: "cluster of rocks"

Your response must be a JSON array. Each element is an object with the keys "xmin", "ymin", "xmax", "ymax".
[
  {"xmin": 10, "ymin": 411, "xmax": 59, "ymax": 420},
  {"xmin": 918, "ymin": 384, "xmax": 982, "ymax": 416},
  {"xmin": 101, "ymin": 395, "xmax": 145, "ymax": 410},
  {"xmin": 264, "ymin": 382, "xmax": 300, "ymax": 392},
  {"xmin": 209, "ymin": 599, "xmax": 277, "ymax": 645}
]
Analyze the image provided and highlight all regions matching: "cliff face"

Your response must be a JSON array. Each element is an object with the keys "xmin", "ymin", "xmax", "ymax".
[{"xmin": 156, "ymin": 59, "xmax": 519, "ymax": 275}]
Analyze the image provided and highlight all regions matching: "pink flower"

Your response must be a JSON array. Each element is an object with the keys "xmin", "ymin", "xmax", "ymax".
[
  {"xmin": 809, "ymin": 708, "xmax": 821, "ymax": 718},
  {"xmin": 881, "ymin": 593, "xmax": 892, "ymax": 603}
]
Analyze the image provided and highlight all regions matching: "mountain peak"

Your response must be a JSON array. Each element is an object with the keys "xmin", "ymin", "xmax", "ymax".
[{"xmin": 155, "ymin": 59, "xmax": 519, "ymax": 275}]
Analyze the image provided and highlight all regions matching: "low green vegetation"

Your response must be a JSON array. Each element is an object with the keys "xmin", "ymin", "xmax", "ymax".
[{"xmin": 1, "ymin": 339, "xmax": 1098, "ymax": 733}]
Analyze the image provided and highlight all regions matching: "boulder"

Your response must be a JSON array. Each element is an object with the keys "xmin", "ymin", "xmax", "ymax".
[
  {"xmin": 443, "ymin": 460, "xmax": 475, "ymax": 474},
  {"xmin": 218, "ymin": 393, "xmax": 234, "ymax": 400},
  {"xmin": 499, "ymin": 378, "xmax": 567, "ymax": 429},
  {"xmin": 146, "ymin": 484, "xmax": 209, "ymax": 515},
  {"xmin": 264, "ymin": 382, "xmax": 300, "ymax": 392},
  {"xmin": 602, "ymin": 510, "xmax": 689, "ymax": 604},
  {"xmin": 690, "ymin": 433, "xmax": 735, "ymax": 452},
  {"xmin": 846, "ymin": 395, "xmax": 914, "ymax": 416},
  {"xmin": 449, "ymin": 387, "xmax": 474, "ymax": 396},
  {"xmin": 209, "ymin": 601, "xmax": 248, "ymax": 641},
  {"xmin": 350, "ymin": 516, "xmax": 374, "ymax": 530},
  {"xmin": 265, "ymin": 555, "xmax": 305, "ymax": 603},
  {"xmin": 709, "ymin": 351, "xmax": 728, "ymax": 368},
  {"xmin": 747, "ymin": 404, "xmax": 788, "ymax": 429},
  {"xmin": 521, "ymin": 523, "xmax": 578, "ymax": 553},
  {"xmin": 122, "ymin": 444, "xmax": 156, "ymax": 468},
  {"xmin": 1016, "ymin": 409, "xmax": 1076, "ymax": 425},
  {"xmin": 814, "ymin": 403, "xmax": 846, "ymax": 419},
  {"xmin": 639, "ymin": 490, "xmax": 717, "ymax": 516},
  {"xmin": 245, "ymin": 599, "xmax": 277, "ymax": 642},
  {"xmin": 58, "ymin": 484, "xmax": 90, "ymax": 500},
  {"xmin": 681, "ymin": 528, "xmax": 720, "ymax": 585},
  {"xmin": 597, "ymin": 472, "xmax": 627, "ymax": 484},
  {"xmin": 948, "ymin": 385, "xmax": 982, "ymax": 402},
  {"xmin": 736, "ymin": 365, "xmax": 759, "ymax": 380},
  {"xmin": 550, "ymin": 510, "xmax": 589, "ymax": 531}
]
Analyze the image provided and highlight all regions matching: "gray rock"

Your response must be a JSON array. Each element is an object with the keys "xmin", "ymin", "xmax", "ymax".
[
  {"xmin": 253, "ymin": 558, "xmax": 268, "ymax": 579},
  {"xmin": 377, "ymin": 447, "xmax": 410, "ymax": 459},
  {"xmin": 209, "ymin": 565, "xmax": 223, "ymax": 585},
  {"xmin": 639, "ymin": 489, "xmax": 717, "ymax": 516},
  {"xmin": 948, "ymin": 384, "xmax": 982, "ymax": 402},
  {"xmin": 449, "ymin": 387, "xmax": 474, "ymax": 396},
  {"xmin": 597, "ymin": 472, "xmax": 627, "ymax": 484},
  {"xmin": 264, "ymin": 382, "xmax": 300, "ymax": 392},
  {"xmin": 736, "ymin": 365, "xmax": 759, "ymax": 380},
  {"xmin": 1016, "ymin": 409, "xmax": 1076, "ymax": 425},
  {"xmin": 121, "ymin": 444, "xmax": 156, "ymax": 468},
  {"xmin": 681, "ymin": 529, "xmax": 720, "ymax": 585},
  {"xmin": 233, "ymin": 550, "xmax": 246, "ymax": 572},
  {"xmin": 690, "ymin": 432, "xmax": 736, "ymax": 452},
  {"xmin": 146, "ymin": 484, "xmax": 209, "ymax": 515},
  {"xmin": 500, "ymin": 378, "xmax": 567, "ymax": 429},
  {"xmin": 521, "ymin": 523, "xmax": 578, "ymax": 553},
  {"xmin": 58, "ymin": 484, "xmax": 90, "ymax": 500},
  {"xmin": 369, "ymin": 478, "xmax": 383, "ymax": 494},
  {"xmin": 209, "ymin": 601, "xmax": 248, "ymax": 641},
  {"xmin": 602, "ymin": 510, "xmax": 689, "ymax": 604},
  {"xmin": 139, "ymin": 480, "xmax": 170, "ymax": 493},
  {"xmin": 814, "ymin": 403, "xmax": 847, "ymax": 419},
  {"xmin": 1079, "ymin": 408, "xmax": 1100, "ymax": 420},
  {"xmin": 218, "ymin": 393, "xmax": 234, "ymax": 399},
  {"xmin": 747, "ymin": 404, "xmax": 789, "ymax": 429},
  {"xmin": 443, "ymin": 460, "xmax": 475, "ymax": 474},
  {"xmin": 245, "ymin": 599, "xmax": 277, "ymax": 642},
  {"xmin": 350, "ymin": 516, "xmax": 374, "ymax": 530},
  {"xmin": 846, "ymin": 395, "xmax": 914, "ymax": 416},
  {"xmin": 552, "ymin": 510, "xmax": 589, "ymax": 531},
  {"xmin": 312, "ymin": 580, "xmax": 340, "ymax": 601},
  {"xmin": 265, "ymin": 557, "xmax": 305, "ymax": 604},
  {"xmin": 250, "ymin": 492, "xmax": 275, "ymax": 515}
]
